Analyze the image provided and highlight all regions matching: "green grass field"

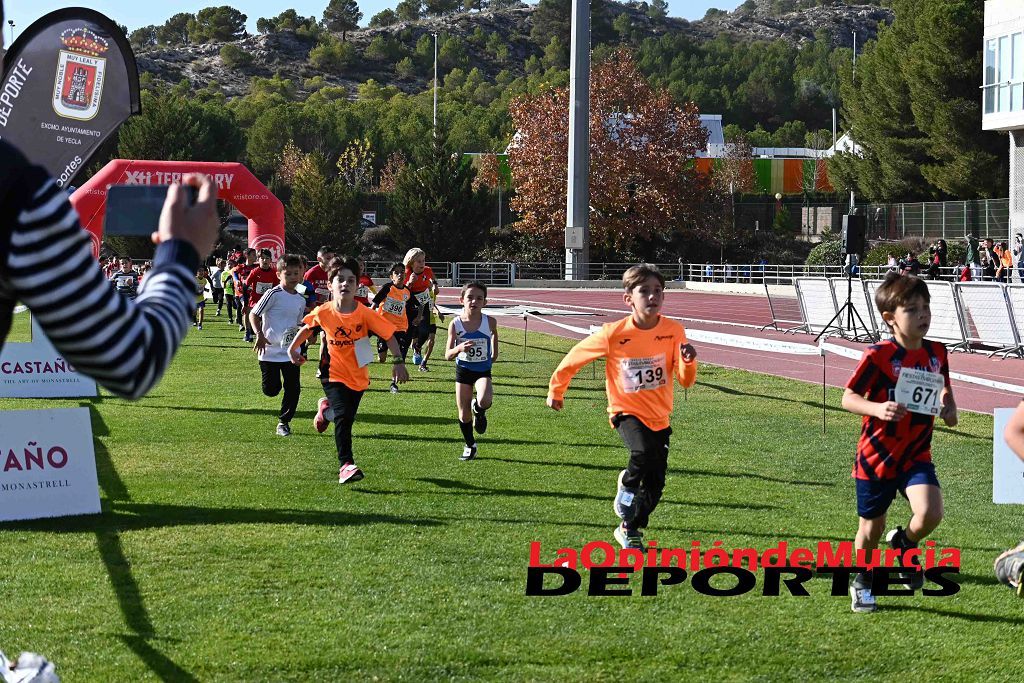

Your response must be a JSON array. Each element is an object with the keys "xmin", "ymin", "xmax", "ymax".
[{"xmin": 0, "ymin": 310, "xmax": 1018, "ymax": 681}]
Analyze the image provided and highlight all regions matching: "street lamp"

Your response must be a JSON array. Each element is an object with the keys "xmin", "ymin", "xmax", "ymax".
[
  {"xmin": 7, "ymin": 20, "xmax": 13, "ymax": 44},
  {"xmin": 432, "ymin": 33, "xmax": 438, "ymax": 137}
]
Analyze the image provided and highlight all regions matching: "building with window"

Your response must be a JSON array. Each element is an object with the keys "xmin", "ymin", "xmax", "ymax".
[{"xmin": 984, "ymin": 1, "xmax": 1023, "ymax": 273}]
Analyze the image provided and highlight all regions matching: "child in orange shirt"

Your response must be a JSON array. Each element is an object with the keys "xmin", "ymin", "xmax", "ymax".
[
  {"xmin": 371, "ymin": 262, "xmax": 420, "ymax": 392},
  {"xmin": 288, "ymin": 257, "xmax": 410, "ymax": 484},
  {"xmin": 547, "ymin": 264, "xmax": 697, "ymax": 551}
]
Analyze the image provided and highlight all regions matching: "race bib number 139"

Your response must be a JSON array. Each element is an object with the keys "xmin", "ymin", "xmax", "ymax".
[{"xmin": 620, "ymin": 354, "xmax": 667, "ymax": 393}]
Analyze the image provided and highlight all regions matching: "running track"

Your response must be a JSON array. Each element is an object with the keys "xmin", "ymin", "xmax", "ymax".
[{"xmin": 436, "ymin": 287, "xmax": 1023, "ymax": 415}]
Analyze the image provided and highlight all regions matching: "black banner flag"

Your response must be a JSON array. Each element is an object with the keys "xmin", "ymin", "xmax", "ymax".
[{"xmin": 0, "ymin": 7, "xmax": 140, "ymax": 187}]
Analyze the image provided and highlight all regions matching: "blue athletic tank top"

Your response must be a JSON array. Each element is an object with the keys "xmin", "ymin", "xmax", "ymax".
[{"xmin": 453, "ymin": 315, "xmax": 493, "ymax": 371}]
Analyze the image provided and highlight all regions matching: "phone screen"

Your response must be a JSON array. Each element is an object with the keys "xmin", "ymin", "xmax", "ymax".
[{"xmin": 104, "ymin": 184, "xmax": 198, "ymax": 236}]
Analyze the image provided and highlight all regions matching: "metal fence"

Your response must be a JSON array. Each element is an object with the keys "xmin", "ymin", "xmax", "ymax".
[{"xmin": 799, "ymin": 198, "xmax": 1010, "ymax": 241}]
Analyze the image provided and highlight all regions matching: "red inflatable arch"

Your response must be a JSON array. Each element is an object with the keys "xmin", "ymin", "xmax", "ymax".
[{"xmin": 70, "ymin": 159, "xmax": 285, "ymax": 259}]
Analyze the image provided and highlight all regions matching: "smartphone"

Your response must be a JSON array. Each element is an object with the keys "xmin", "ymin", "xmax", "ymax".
[{"xmin": 104, "ymin": 184, "xmax": 198, "ymax": 236}]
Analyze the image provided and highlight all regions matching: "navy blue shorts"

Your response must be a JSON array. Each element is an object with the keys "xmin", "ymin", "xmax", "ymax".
[{"xmin": 856, "ymin": 461, "xmax": 940, "ymax": 519}]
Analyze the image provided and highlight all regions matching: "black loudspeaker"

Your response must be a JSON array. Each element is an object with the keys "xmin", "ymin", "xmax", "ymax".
[{"xmin": 841, "ymin": 214, "xmax": 866, "ymax": 256}]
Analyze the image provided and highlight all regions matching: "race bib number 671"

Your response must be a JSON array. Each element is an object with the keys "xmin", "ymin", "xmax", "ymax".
[
  {"xmin": 620, "ymin": 354, "xmax": 667, "ymax": 393},
  {"xmin": 894, "ymin": 367, "xmax": 944, "ymax": 416}
]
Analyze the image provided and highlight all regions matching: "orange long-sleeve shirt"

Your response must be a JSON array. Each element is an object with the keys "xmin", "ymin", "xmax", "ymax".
[{"xmin": 548, "ymin": 315, "xmax": 697, "ymax": 431}]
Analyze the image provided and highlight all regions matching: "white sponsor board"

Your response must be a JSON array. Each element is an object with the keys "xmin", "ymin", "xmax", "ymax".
[
  {"xmin": 994, "ymin": 408, "xmax": 1024, "ymax": 504},
  {"xmin": 0, "ymin": 407, "xmax": 101, "ymax": 521},
  {"xmin": 0, "ymin": 318, "xmax": 96, "ymax": 397}
]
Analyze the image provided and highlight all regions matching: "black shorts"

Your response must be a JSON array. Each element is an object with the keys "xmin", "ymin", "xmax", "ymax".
[{"xmin": 455, "ymin": 365, "xmax": 491, "ymax": 385}]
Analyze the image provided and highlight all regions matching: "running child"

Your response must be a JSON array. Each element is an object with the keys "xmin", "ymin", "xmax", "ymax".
[
  {"xmin": 110, "ymin": 257, "xmax": 140, "ymax": 299},
  {"xmin": 288, "ymin": 257, "xmax": 410, "ymax": 483},
  {"xmin": 994, "ymin": 400, "xmax": 1024, "ymax": 596},
  {"xmin": 371, "ymin": 262, "xmax": 420, "ymax": 391},
  {"xmin": 246, "ymin": 249, "xmax": 280, "ymax": 342},
  {"xmin": 415, "ymin": 288, "xmax": 443, "ymax": 372},
  {"xmin": 445, "ymin": 281, "xmax": 498, "ymax": 461},
  {"xmin": 233, "ymin": 248, "xmax": 257, "ymax": 338},
  {"xmin": 304, "ymin": 245, "xmax": 335, "ymax": 308},
  {"xmin": 222, "ymin": 258, "xmax": 238, "ymax": 324},
  {"xmin": 210, "ymin": 257, "xmax": 225, "ymax": 316},
  {"xmin": 194, "ymin": 265, "xmax": 211, "ymax": 330},
  {"xmin": 355, "ymin": 259, "xmax": 377, "ymax": 307},
  {"xmin": 841, "ymin": 271, "xmax": 958, "ymax": 613},
  {"xmin": 547, "ymin": 264, "xmax": 697, "ymax": 552},
  {"xmin": 251, "ymin": 254, "xmax": 308, "ymax": 436},
  {"xmin": 403, "ymin": 248, "xmax": 438, "ymax": 367}
]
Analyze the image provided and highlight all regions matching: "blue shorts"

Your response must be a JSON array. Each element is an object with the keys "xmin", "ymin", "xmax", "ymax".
[{"xmin": 856, "ymin": 461, "xmax": 940, "ymax": 519}]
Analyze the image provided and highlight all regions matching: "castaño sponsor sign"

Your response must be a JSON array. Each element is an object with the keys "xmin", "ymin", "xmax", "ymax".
[
  {"xmin": 0, "ymin": 407, "xmax": 100, "ymax": 521},
  {"xmin": 0, "ymin": 318, "xmax": 95, "ymax": 397}
]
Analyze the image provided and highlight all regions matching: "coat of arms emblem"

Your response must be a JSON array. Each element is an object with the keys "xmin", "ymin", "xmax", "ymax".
[{"xmin": 52, "ymin": 27, "xmax": 109, "ymax": 121}]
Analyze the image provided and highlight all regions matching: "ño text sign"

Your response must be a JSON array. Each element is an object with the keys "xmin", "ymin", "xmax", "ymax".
[{"xmin": 0, "ymin": 407, "xmax": 101, "ymax": 521}]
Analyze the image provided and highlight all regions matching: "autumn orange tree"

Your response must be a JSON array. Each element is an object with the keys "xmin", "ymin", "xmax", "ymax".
[{"xmin": 507, "ymin": 48, "xmax": 711, "ymax": 260}]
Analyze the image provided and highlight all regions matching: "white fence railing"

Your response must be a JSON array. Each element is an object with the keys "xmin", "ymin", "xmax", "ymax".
[{"xmin": 765, "ymin": 279, "xmax": 1023, "ymax": 357}]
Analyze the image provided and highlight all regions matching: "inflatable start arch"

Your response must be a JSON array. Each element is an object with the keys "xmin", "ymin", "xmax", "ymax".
[{"xmin": 71, "ymin": 159, "xmax": 285, "ymax": 258}]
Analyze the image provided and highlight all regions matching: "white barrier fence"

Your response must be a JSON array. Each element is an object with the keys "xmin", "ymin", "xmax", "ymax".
[{"xmin": 765, "ymin": 279, "xmax": 1023, "ymax": 357}]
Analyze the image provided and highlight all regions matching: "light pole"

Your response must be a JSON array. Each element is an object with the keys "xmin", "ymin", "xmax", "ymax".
[
  {"xmin": 564, "ymin": 0, "xmax": 590, "ymax": 280},
  {"xmin": 432, "ymin": 32, "xmax": 438, "ymax": 137},
  {"xmin": 7, "ymin": 20, "xmax": 13, "ymax": 44}
]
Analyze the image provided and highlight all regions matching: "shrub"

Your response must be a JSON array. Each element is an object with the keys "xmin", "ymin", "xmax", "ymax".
[{"xmin": 219, "ymin": 43, "xmax": 253, "ymax": 68}]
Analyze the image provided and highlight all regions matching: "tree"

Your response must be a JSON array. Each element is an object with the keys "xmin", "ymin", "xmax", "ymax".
[
  {"xmin": 395, "ymin": 57, "xmax": 416, "ymax": 79},
  {"xmin": 647, "ymin": 0, "xmax": 668, "ymax": 20},
  {"xmin": 388, "ymin": 132, "xmax": 493, "ymax": 260},
  {"xmin": 396, "ymin": 0, "xmax": 423, "ymax": 21},
  {"xmin": 337, "ymin": 138, "xmax": 375, "ymax": 190},
  {"xmin": 507, "ymin": 48, "xmax": 711, "ymax": 260},
  {"xmin": 425, "ymin": 0, "xmax": 461, "ymax": 15},
  {"xmin": 323, "ymin": 0, "xmax": 362, "ymax": 41},
  {"xmin": 287, "ymin": 151, "xmax": 363, "ymax": 256},
  {"xmin": 831, "ymin": 0, "xmax": 1005, "ymax": 200},
  {"xmin": 257, "ymin": 9, "xmax": 318, "ymax": 33},
  {"xmin": 117, "ymin": 87, "xmax": 245, "ymax": 163},
  {"xmin": 129, "ymin": 25, "xmax": 158, "ymax": 50},
  {"xmin": 220, "ymin": 43, "xmax": 253, "ymax": 68},
  {"xmin": 309, "ymin": 35, "xmax": 358, "ymax": 72},
  {"xmin": 188, "ymin": 7, "xmax": 247, "ymax": 43},
  {"xmin": 378, "ymin": 152, "xmax": 407, "ymax": 193},
  {"xmin": 369, "ymin": 9, "xmax": 399, "ymax": 27},
  {"xmin": 156, "ymin": 13, "xmax": 193, "ymax": 44}
]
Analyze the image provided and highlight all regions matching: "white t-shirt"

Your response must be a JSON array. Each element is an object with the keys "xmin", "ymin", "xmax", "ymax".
[
  {"xmin": 209, "ymin": 266, "xmax": 224, "ymax": 289},
  {"xmin": 251, "ymin": 285, "xmax": 306, "ymax": 362}
]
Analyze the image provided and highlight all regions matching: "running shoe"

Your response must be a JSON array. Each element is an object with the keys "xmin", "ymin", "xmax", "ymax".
[
  {"xmin": 460, "ymin": 444, "xmax": 478, "ymax": 461},
  {"xmin": 613, "ymin": 523, "xmax": 645, "ymax": 551},
  {"xmin": 849, "ymin": 583, "xmax": 878, "ymax": 613},
  {"xmin": 471, "ymin": 398, "xmax": 488, "ymax": 434},
  {"xmin": 994, "ymin": 540, "xmax": 1024, "ymax": 597},
  {"xmin": 314, "ymin": 397, "xmax": 331, "ymax": 433},
  {"xmin": 613, "ymin": 469, "xmax": 639, "ymax": 523},
  {"xmin": 412, "ymin": 351, "xmax": 423, "ymax": 366},
  {"xmin": 338, "ymin": 463, "xmax": 364, "ymax": 484},
  {"xmin": 390, "ymin": 381, "xmax": 399, "ymax": 394},
  {"xmin": 418, "ymin": 363, "xmax": 429, "ymax": 372},
  {"xmin": 886, "ymin": 526, "xmax": 924, "ymax": 590},
  {"xmin": 276, "ymin": 422, "xmax": 291, "ymax": 436},
  {"xmin": 197, "ymin": 324, "xmax": 203, "ymax": 331}
]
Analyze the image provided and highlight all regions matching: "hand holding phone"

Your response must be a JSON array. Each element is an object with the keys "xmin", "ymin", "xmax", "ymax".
[{"xmin": 104, "ymin": 175, "xmax": 219, "ymax": 259}]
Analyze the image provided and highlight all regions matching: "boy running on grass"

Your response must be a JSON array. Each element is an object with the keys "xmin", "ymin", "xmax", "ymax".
[
  {"xmin": 371, "ymin": 262, "xmax": 420, "ymax": 391},
  {"xmin": 245, "ymin": 249, "xmax": 279, "ymax": 343},
  {"xmin": 251, "ymin": 254, "xmax": 307, "ymax": 437},
  {"xmin": 288, "ymin": 257, "xmax": 409, "ymax": 484},
  {"xmin": 193, "ymin": 265, "xmax": 210, "ymax": 330},
  {"xmin": 445, "ymin": 281, "xmax": 498, "ymax": 461},
  {"xmin": 995, "ymin": 400, "xmax": 1024, "ymax": 596},
  {"xmin": 547, "ymin": 264, "xmax": 697, "ymax": 551},
  {"xmin": 842, "ymin": 271, "xmax": 958, "ymax": 613}
]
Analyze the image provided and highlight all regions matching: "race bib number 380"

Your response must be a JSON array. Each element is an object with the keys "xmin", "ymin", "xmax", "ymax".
[
  {"xmin": 620, "ymin": 354, "xmax": 667, "ymax": 393},
  {"xmin": 894, "ymin": 367, "xmax": 944, "ymax": 416}
]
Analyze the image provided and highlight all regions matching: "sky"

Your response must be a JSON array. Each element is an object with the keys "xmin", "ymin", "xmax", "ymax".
[{"xmin": 4, "ymin": 0, "xmax": 735, "ymax": 38}]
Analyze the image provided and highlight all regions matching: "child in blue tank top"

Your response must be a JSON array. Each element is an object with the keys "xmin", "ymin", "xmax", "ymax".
[{"xmin": 445, "ymin": 281, "xmax": 499, "ymax": 461}]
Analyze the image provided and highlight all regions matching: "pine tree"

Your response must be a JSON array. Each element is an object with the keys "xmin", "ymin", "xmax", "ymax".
[
  {"xmin": 323, "ymin": 0, "xmax": 363, "ymax": 41},
  {"xmin": 287, "ymin": 151, "xmax": 362, "ymax": 255},
  {"xmin": 388, "ymin": 131, "xmax": 493, "ymax": 260}
]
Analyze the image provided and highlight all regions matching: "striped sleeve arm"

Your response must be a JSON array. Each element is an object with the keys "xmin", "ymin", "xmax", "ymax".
[{"xmin": 6, "ymin": 173, "xmax": 198, "ymax": 400}]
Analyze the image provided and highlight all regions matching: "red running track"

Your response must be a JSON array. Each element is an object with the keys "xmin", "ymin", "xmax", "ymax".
[{"xmin": 436, "ymin": 287, "xmax": 1023, "ymax": 416}]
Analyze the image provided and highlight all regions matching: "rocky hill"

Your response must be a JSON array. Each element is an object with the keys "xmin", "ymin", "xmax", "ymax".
[{"xmin": 134, "ymin": 1, "xmax": 894, "ymax": 100}]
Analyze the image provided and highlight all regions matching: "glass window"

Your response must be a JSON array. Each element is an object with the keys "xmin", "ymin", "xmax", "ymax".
[
  {"xmin": 1000, "ymin": 84, "xmax": 1011, "ymax": 113},
  {"xmin": 987, "ymin": 38, "xmax": 998, "ymax": 85},
  {"xmin": 1013, "ymin": 84, "xmax": 1023, "ymax": 112},
  {"xmin": 987, "ymin": 86, "xmax": 996, "ymax": 114},
  {"xmin": 1001, "ymin": 35, "xmax": 1011, "ymax": 81},
  {"xmin": 1015, "ymin": 33, "xmax": 1024, "ymax": 81}
]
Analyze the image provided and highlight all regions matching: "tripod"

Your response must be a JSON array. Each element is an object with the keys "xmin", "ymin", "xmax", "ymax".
[{"xmin": 814, "ymin": 255, "xmax": 876, "ymax": 343}]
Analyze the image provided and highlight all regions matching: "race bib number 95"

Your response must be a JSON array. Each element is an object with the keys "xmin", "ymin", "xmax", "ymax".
[
  {"xmin": 620, "ymin": 354, "xmax": 667, "ymax": 393},
  {"xmin": 457, "ymin": 338, "xmax": 489, "ymax": 363}
]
